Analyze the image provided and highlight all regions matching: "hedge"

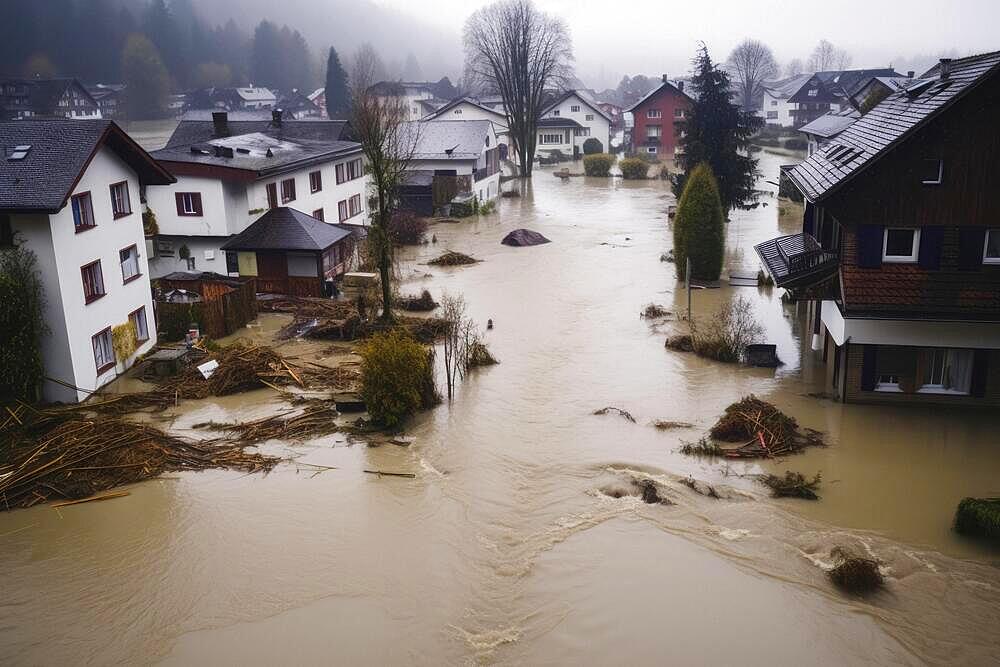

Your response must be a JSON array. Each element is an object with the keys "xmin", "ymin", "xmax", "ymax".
[
  {"xmin": 673, "ymin": 162, "xmax": 725, "ymax": 281},
  {"xmin": 583, "ymin": 153, "xmax": 613, "ymax": 176},
  {"xmin": 582, "ymin": 137, "xmax": 604, "ymax": 155},
  {"xmin": 619, "ymin": 157, "xmax": 649, "ymax": 180}
]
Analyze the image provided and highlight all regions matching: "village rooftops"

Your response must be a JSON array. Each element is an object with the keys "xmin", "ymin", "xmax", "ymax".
[
  {"xmin": 624, "ymin": 78, "xmax": 694, "ymax": 112},
  {"xmin": 421, "ymin": 97, "xmax": 507, "ymax": 121},
  {"xmin": 761, "ymin": 74, "xmax": 814, "ymax": 100},
  {"xmin": 787, "ymin": 51, "xmax": 1000, "ymax": 202},
  {"xmin": 221, "ymin": 207, "xmax": 352, "ymax": 252},
  {"xmin": 0, "ymin": 119, "xmax": 174, "ymax": 213},
  {"xmin": 152, "ymin": 131, "xmax": 361, "ymax": 180},
  {"xmin": 537, "ymin": 117, "xmax": 584, "ymax": 129},
  {"xmin": 235, "ymin": 87, "xmax": 276, "ymax": 102},
  {"xmin": 798, "ymin": 107, "xmax": 861, "ymax": 139},
  {"xmin": 0, "ymin": 77, "xmax": 99, "ymax": 119},
  {"xmin": 165, "ymin": 113, "xmax": 351, "ymax": 148},
  {"xmin": 542, "ymin": 90, "xmax": 613, "ymax": 121},
  {"xmin": 407, "ymin": 119, "xmax": 493, "ymax": 160}
]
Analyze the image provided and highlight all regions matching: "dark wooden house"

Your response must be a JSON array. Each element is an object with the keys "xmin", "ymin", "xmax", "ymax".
[{"xmin": 757, "ymin": 52, "xmax": 1000, "ymax": 406}]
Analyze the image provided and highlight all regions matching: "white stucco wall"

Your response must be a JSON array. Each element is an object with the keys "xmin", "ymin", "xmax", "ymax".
[
  {"xmin": 761, "ymin": 91, "xmax": 795, "ymax": 127},
  {"xmin": 541, "ymin": 93, "xmax": 612, "ymax": 155},
  {"xmin": 432, "ymin": 102, "xmax": 510, "ymax": 146},
  {"xmin": 246, "ymin": 153, "xmax": 369, "ymax": 225},
  {"xmin": 12, "ymin": 147, "xmax": 157, "ymax": 403}
]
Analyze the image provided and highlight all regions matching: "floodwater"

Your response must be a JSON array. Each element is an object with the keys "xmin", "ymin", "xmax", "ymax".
[{"xmin": 3, "ymin": 151, "xmax": 1000, "ymax": 665}]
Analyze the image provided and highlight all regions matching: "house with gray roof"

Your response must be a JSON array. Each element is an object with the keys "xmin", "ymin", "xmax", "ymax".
[
  {"xmin": 756, "ymin": 52, "xmax": 1000, "ymax": 407},
  {"xmin": 403, "ymin": 119, "xmax": 502, "ymax": 210},
  {"xmin": 1, "ymin": 78, "xmax": 101, "ymax": 121},
  {"xmin": 538, "ymin": 90, "xmax": 613, "ymax": 158},
  {"xmin": 0, "ymin": 120, "xmax": 174, "ymax": 402},
  {"xmin": 145, "ymin": 110, "xmax": 369, "ymax": 278}
]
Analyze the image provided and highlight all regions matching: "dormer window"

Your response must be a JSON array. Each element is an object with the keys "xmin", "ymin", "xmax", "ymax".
[
  {"xmin": 807, "ymin": 89, "xmax": 818, "ymax": 97},
  {"xmin": 920, "ymin": 158, "xmax": 943, "ymax": 184},
  {"xmin": 552, "ymin": 110, "xmax": 560, "ymax": 116},
  {"xmin": 883, "ymin": 228, "xmax": 920, "ymax": 263}
]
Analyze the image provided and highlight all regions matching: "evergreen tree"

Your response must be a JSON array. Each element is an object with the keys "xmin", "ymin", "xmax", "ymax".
[
  {"xmin": 0, "ymin": 244, "xmax": 47, "ymax": 403},
  {"xmin": 325, "ymin": 47, "xmax": 350, "ymax": 118},
  {"xmin": 143, "ymin": 0, "xmax": 185, "ymax": 87},
  {"xmin": 673, "ymin": 44, "xmax": 764, "ymax": 213},
  {"xmin": 673, "ymin": 162, "xmax": 725, "ymax": 281},
  {"xmin": 402, "ymin": 53, "xmax": 423, "ymax": 81},
  {"xmin": 122, "ymin": 34, "xmax": 170, "ymax": 119}
]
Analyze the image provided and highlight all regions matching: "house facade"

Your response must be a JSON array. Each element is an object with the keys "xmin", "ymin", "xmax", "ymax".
[
  {"xmin": 786, "ymin": 68, "xmax": 902, "ymax": 128},
  {"xmin": 145, "ymin": 111, "xmax": 368, "ymax": 278},
  {"xmin": 624, "ymin": 77, "xmax": 692, "ymax": 159},
  {"xmin": 760, "ymin": 74, "xmax": 812, "ymax": 127},
  {"xmin": 756, "ymin": 53, "xmax": 1000, "ymax": 406},
  {"xmin": 1, "ymin": 78, "xmax": 101, "ymax": 120},
  {"xmin": 370, "ymin": 81, "xmax": 441, "ymax": 121},
  {"xmin": 421, "ymin": 97, "xmax": 510, "ymax": 157},
  {"xmin": 0, "ymin": 120, "xmax": 174, "ymax": 403},
  {"xmin": 537, "ymin": 90, "xmax": 612, "ymax": 158}
]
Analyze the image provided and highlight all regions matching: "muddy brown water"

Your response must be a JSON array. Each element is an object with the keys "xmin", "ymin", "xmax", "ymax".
[{"xmin": 2, "ymin": 153, "xmax": 999, "ymax": 665}]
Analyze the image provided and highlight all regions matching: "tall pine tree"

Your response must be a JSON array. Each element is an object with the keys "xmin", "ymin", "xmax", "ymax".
[
  {"xmin": 325, "ymin": 47, "xmax": 349, "ymax": 118},
  {"xmin": 673, "ymin": 44, "xmax": 763, "ymax": 213}
]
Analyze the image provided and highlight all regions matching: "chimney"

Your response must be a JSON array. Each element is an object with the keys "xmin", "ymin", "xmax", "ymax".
[
  {"xmin": 677, "ymin": 81, "xmax": 685, "ymax": 92},
  {"xmin": 212, "ymin": 111, "xmax": 228, "ymax": 137},
  {"xmin": 907, "ymin": 70, "xmax": 915, "ymax": 79},
  {"xmin": 662, "ymin": 74, "xmax": 668, "ymax": 84},
  {"xmin": 271, "ymin": 108, "xmax": 283, "ymax": 126},
  {"xmin": 939, "ymin": 58, "xmax": 953, "ymax": 81}
]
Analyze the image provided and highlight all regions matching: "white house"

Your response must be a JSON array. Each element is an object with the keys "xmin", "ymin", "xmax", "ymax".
[
  {"xmin": 537, "ymin": 90, "xmax": 612, "ymax": 158},
  {"xmin": 1, "ymin": 78, "xmax": 102, "ymax": 120},
  {"xmin": 369, "ymin": 81, "xmax": 442, "ymax": 121},
  {"xmin": 235, "ymin": 87, "xmax": 277, "ymax": 110},
  {"xmin": 421, "ymin": 97, "xmax": 510, "ymax": 156},
  {"xmin": 760, "ymin": 74, "xmax": 812, "ymax": 127},
  {"xmin": 0, "ymin": 120, "xmax": 175, "ymax": 403},
  {"xmin": 146, "ymin": 112, "xmax": 369, "ymax": 278}
]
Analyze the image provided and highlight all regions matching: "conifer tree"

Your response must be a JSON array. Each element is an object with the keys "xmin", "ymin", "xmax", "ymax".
[
  {"xmin": 673, "ymin": 163, "xmax": 725, "ymax": 281},
  {"xmin": 325, "ymin": 47, "xmax": 350, "ymax": 118},
  {"xmin": 674, "ymin": 44, "xmax": 764, "ymax": 213}
]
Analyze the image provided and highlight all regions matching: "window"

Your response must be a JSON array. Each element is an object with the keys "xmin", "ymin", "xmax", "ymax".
[
  {"xmin": 674, "ymin": 108, "xmax": 685, "ymax": 118},
  {"xmin": 766, "ymin": 111, "xmax": 778, "ymax": 119},
  {"xmin": 72, "ymin": 192, "xmax": 95, "ymax": 231},
  {"xmin": 552, "ymin": 110, "xmax": 560, "ymax": 116},
  {"xmin": 348, "ymin": 194, "xmax": 362, "ymax": 217},
  {"xmin": 883, "ymin": 228, "xmax": 920, "ymax": 262},
  {"xmin": 646, "ymin": 125, "xmax": 662, "ymax": 138},
  {"xmin": 309, "ymin": 170, "xmax": 323, "ymax": 193},
  {"xmin": 175, "ymin": 192, "xmax": 202, "ymax": 216},
  {"xmin": 585, "ymin": 114, "xmax": 594, "ymax": 121},
  {"xmin": 771, "ymin": 100, "xmax": 778, "ymax": 106},
  {"xmin": 541, "ymin": 133, "xmax": 563, "ymax": 145},
  {"xmin": 119, "ymin": 244, "xmax": 140, "ymax": 283},
  {"xmin": 873, "ymin": 346, "xmax": 912, "ymax": 392},
  {"xmin": 335, "ymin": 163, "xmax": 346, "ymax": 184},
  {"xmin": 81, "ymin": 260, "xmax": 105, "ymax": 304},
  {"xmin": 110, "ymin": 181, "xmax": 131, "ymax": 218},
  {"xmin": 0, "ymin": 214, "xmax": 13, "ymax": 247},
  {"xmin": 807, "ymin": 89, "xmax": 818, "ymax": 97},
  {"xmin": 571, "ymin": 105, "xmax": 580, "ymax": 112},
  {"xmin": 348, "ymin": 159, "xmax": 363, "ymax": 180},
  {"xmin": 920, "ymin": 159, "xmax": 943, "ymax": 184},
  {"xmin": 338, "ymin": 200, "xmax": 348, "ymax": 222},
  {"xmin": 646, "ymin": 147, "xmax": 658, "ymax": 154},
  {"xmin": 266, "ymin": 183, "xmax": 278, "ymax": 209},
  {"xmin": 92, "ymin": 328, "xmax": 114, "ymax": 374},
  {"xmin": 313, "ymin": 208, "xmax": 325, "ymax": 221},
  {"xmin": 129, "ymin": 306, "xmax": 149, "ymax": 343},
  {"xmin": 918, "ymin": 348, "xmax": 973, "ymax": 394},
  {"xmin": 453, "ymin": 109, "xmax": 463, "ymax": 115},
  {"xmin": 984, "ymin": 229, "xmax": 1000, "ymax": 264},
  {"xmin": 280, "ymin": 178, "xmax": 296, "ymax": 203},
  {"xmin": 646, "ymin": 109, "xmax": 662, "ymax": 119}
]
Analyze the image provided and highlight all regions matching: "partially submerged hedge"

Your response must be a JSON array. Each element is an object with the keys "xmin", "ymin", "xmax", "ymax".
[
  {"xmin": 583, "ymin": 153, "xmax": 613, "ymax": 176},
  {"xmin": 954, "ymin": 497, "xmax": 1000, "ymax": 540},
  {"xmin": 360, "ymin": 330, "xmax": 437, "ymax": 428},
  {"xmin": 619, "ymin": 157, "xmax": 649, "ymax": 180}
]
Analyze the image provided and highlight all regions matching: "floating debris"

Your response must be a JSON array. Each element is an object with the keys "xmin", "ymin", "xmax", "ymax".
[
  {"xmin": 193, "ymin": 403, "xmax": 340, "ymax": 444},
  {"xmin": 665, "ymin": 334, "xmax": 694, "ymax": 352},
  {"xmin": 758, "ymin": 471, "xmax": 822, "ymax": 499},
  {"xmin": 641, "ymin": 303, "xmax": 670, "ymax": 319},
  {"xmin": 708, "ymin": 395, "xmax": 824, "ymax": 458},
  {"xmin": 829, "ymin": 547, "xmax": 884, "ymax": 594},
  {"xmin": 428, "ymin": 251, "xmax": 479, "ymax": 266},
  {"xmin": 398, "ymin": 290, "xmax": 439, "ymax": 312},
  {"xmin": 592, "ymin": 406, "xmax": 636, "ymax": 423},
  {"xmin": 653, "ymin": 420, "xmax": 695, "ymax": 430},
  {"xmin": 501, "ymin": 229, "xmax": 551, "ymax": 247},
  {"xmin": 679, "ymin": 437, "xmax": 722, "ymax": 456}
]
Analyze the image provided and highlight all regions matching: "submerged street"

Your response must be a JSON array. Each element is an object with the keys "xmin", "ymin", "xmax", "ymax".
[{"xmin": 2, "ymin": 153, "xmax": 999, "ymax": 665}]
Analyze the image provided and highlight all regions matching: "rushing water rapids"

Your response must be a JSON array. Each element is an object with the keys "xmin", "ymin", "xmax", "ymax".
[{"xmin": 2, "ymin": 152, "xmax": 999, "ymax": 665}]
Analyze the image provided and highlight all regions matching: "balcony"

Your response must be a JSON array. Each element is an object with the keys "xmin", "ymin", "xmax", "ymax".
[{"xmin": 754, "ymin": 233, "xmax": 839, "ymax": 289}]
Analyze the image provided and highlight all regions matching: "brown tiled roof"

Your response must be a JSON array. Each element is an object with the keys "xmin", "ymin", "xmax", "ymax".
[{"xmin": 841, "ymin": 264, "xmax": 1000, "ymax": 319}]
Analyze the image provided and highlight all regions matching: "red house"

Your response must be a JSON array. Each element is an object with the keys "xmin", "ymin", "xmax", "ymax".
[{"xmin": 625, "ymin": 76, "xmax": 693, "ymax": 160}]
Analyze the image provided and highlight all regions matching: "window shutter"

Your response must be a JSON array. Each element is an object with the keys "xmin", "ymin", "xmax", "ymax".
[
  {"xmin": 802, "ymin": 202, "xmax": 815, "ymax": 236},
  {"xmin": 971, "ymin": 350, "xmax": 990, "ymax": 398},
  {"xmin": 917, "ymin": 226, "xmax": 944, "ymax": 269},
  {"xmin": 175, "ymin": 193, "xmax": 183, "ymax": 215},
  {"xmin": 957, "ymin": 227, "xmax": 986, "ymax": 271},
  {"xmin": 860, "ymin": 345, "xmax": 877, "ymax": 391},
  {"xmin": 856, "ymin": 225, "xmax": 884, "ymax": 268}
]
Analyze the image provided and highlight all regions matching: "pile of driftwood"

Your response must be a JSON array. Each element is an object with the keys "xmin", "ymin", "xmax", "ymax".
[
  {"xmin": 758, "ymin": 471, "xmax": 822, "ymax": 499},
  {"xmin": 397, "ymin": 290, "xmax": 439, "ymax": 312},
  {"xmin": 0, "ymin": 406, "xmax": 279, "ymax": 510},
  {"xmin": 194, "ymin": 401, "xmax": 341, "ymax": 444},
  {"xmin": 267, "ymin": 294, "xmax": 449, "ymax": 344},
  {"xmin": 709, "ymin": 395, "xmax": 823, "ymax": 458},
  {"xmin": 427, "ymin": 251, "xmax": 478, "ymax": 266}
]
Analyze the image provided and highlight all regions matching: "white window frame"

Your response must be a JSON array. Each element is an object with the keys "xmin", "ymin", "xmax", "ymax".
[
  {"xmin": 984, "ymin": 228, "xmax": 1000, "ymax": 264},
  {"xmin": 120, "ymin": 245, "xmax": 140, "ymax": 282},
  {"xmin": 181, "ymin": 193, "xmax": 199, "ymax": 215},
  {"xmin": 540, "ymin": 133, "xmax": 563, "ymax": 145},
  {"xmin": 646, "ymin": 109, "xmax": 662, "ymax": 119},
  {"xmin": 875, "ymin": 375, "xmax": 902, "ymax": 392},
  {"xmin": 585, "ymin": 114, "xmax": 593, "ymax": 121},
  {"xmin": 921, "ymin": 159, "xmax": 943, "ymax": 185},
  {"xmin": 882, "ymin": 227, "xmax": 920, "ymax": 263},
  {"xmin": 645, "ymin": 146, "xmax": 657, "ymax": 154},
  {"xmin": 917, "ymin": 348, "xmax": 972, "ymax": 395},
  {"xmin": 570, "ymin": 105, "xmax": 580, "ymax": 112}
]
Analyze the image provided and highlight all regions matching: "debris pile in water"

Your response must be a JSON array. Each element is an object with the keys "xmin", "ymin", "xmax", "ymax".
[
  {"xmin": 954, "ymin": 497, "xmax": 1000, "ymax": 540},
  {"xmin": 665, "ymin": 334, "xmax": 694, "ymax": 352},
  {"xmin": 466, "ymin": 341, "xmax": 499, "ymax": 368},
  {"xmin": 758, "ymin": 471, "xmax": 822, "ymax": 499},
  {"xmin": 501, "ymin": 229, "xmax": 550, "ymax": 246},
  {"xmin": 641, "ymin": 303, "xmax": 670, "ymax": 319},
  {"xmin": 592, "ymin": 406, "xmax": 636, "ymax": 423},
  {"xmin": 828, "ymin": 547, "xmax": 884, "ymax": 594},
  {"xmin": 428, "ymin": 250, "xmax": 479, "ymax": 266},
  {"xmin": 397, "ymin": 290, "xmax": 439, "ymax": 312},
  {"xmin": 0, "ymin": 406, "xmax": 279, "ymax": 511},
  {"xmin": 194, "ymin": 401, "xmax": 341, "ymax": 444},
  {"xmin": 707, "ymin": 395, "xmax": 823, "ymax": 458}
]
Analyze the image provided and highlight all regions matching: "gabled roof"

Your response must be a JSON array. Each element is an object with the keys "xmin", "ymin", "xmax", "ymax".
[
  {"xmin": 537, "ymin": 117, "xmax": 584, "ymax": 129},
  {"xmin": 235, "ymin": 87, "xmax": 276, "ymax": 102},
  {"xmin": 221, "ymin": 207, "xmax": 352, "ymax": 252},
  {"xmin": 407, "ymin": 120, "xmax": 492, "ymax": 160},
  {"xmin": 542, "ymin": 90, "xmax": 613, "ymax": 121},
  {"xmin": 421, "ymin": 97, "xmax": 507, "ymax": 122},
  {"xmin": 815, "ymin": 68, "xmax": 902, "ymax": 97},
  {"xmin": 761, "ymin": 74, "xmax": 813, "ymax": 100},
  {"xmin": 165, "ymin": 118, "xmax": 351, "ymax": 148},
  {"xmin": 624, "ymin": 80, "xmax": 693, "ymax": 112},
  {"xmin": 798, "ymin": 107, "xmax": 861, "ymax": 139},
  {"xmin": 787, "ymin": 51, "xmax": 1000, "ymax": 202},
  {"xmin": 0, "ymin": 78, "xmax": 99, "ymax": 118},
  {"xmin": 0, "ymin": 119, "xmax": 174, "ymax": 213}
]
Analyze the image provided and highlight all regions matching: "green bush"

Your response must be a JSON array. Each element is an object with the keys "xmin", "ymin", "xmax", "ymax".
[
  {"xmin": 582, "ymin": 137, "xmax": 604, "ymax": 155},
  {"xmin": 360, "ymin": 329, "xmax": 434, "ymax": 428},
  {"xmin": 583, "ymin": 153, "xmax": 613, "ymax": 176},
  {"xmin": 619, "ymin": 157, "xmax": 649, "ymax": 180},
  {"xmin": 955, "ymin": 497, "xmax": 1000, "ymax": 540},
  {"xmin": 0, "ymin": 244, "xmax": 47, "ymax": 402},
  {"xmin": 673, "ymin": 162, "xmax": 725, "ymax": 281}
]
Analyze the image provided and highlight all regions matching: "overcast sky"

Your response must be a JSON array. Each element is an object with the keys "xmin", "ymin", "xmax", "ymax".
[{"xmin": 371, "ymin": 0, "xmax": 998, "ymax": 88}]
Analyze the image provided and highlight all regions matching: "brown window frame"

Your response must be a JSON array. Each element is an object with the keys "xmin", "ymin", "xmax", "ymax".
[
  {"xmin": 92, "ymin": 327, "xmax": 115, "ymax": 375},
  {"xmin": 129, "ymin": 306, "xmax": 150, "ymax": 343},
  {"xmin": 309, "ymin": 170, "xmax": 323, "ymax": 193},
  {"xmin": 109, "ymin": 180, "xmax": 132, "ymax": 219},
  {"xmin": 119, "ymin": 244, "xmax": 141, "ymax": 284},
  {"xmin": 80, "ymin": 260, "xmax": 106, "ymax": 304},
  {"xmin": 335, "ymin": 163, "xmax": 346, "ymax": 184},
  {"xmin": 338, "ymin": 200, "xmax": 348, "ymax": 222},
  {"xmin": 348, "ymin": 194, "xmax": 362, "ymax": 217},
  {"xmin": 175, "ymin": 192, "xmax": 203, "ymax": 217},
  {"xmin": 266, "ymin": 183, "xmax": 278, "ymax": 209},
  {"xmin": 312, "ymin": 208, "xmax": 324, "ymax": 221},
  {"xmin": 280, "ymin": 178, "xmax": 296, "ymax": 203},
  {"xmin": 72, "ymin": 191, "xmax": 96, "ymax": 232}
]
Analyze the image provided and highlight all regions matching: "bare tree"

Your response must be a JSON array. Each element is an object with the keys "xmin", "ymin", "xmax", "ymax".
[
  {"xmin": 727, "ymin": 39, "xmax": 779, "ymax": 111},
  {"xmin": 785, "ymin": 58, "xmax": 805, "ymax": 77},
  {"xmin": 439, "ymin": 293, "xmax": 469, "ymax": 400},
  {"xmin": 349, "ymin": 61, "xmax": 419, "ymax": 321},
  {"xmin": 351, "ymin": 42, "xmax": 388, "ymax": 87},
  {"xmin": 464, "ymin": 0, "xmax": 573, "ymax": 177},
  {"xmin": 808, "ymin": 39, "xmax": 852, "ymax": 72}
]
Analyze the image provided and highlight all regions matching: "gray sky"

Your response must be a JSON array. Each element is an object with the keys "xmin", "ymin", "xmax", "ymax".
[{"xmin": 370, "ymin": 0, "xmax": 998, "ymax": 88}]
